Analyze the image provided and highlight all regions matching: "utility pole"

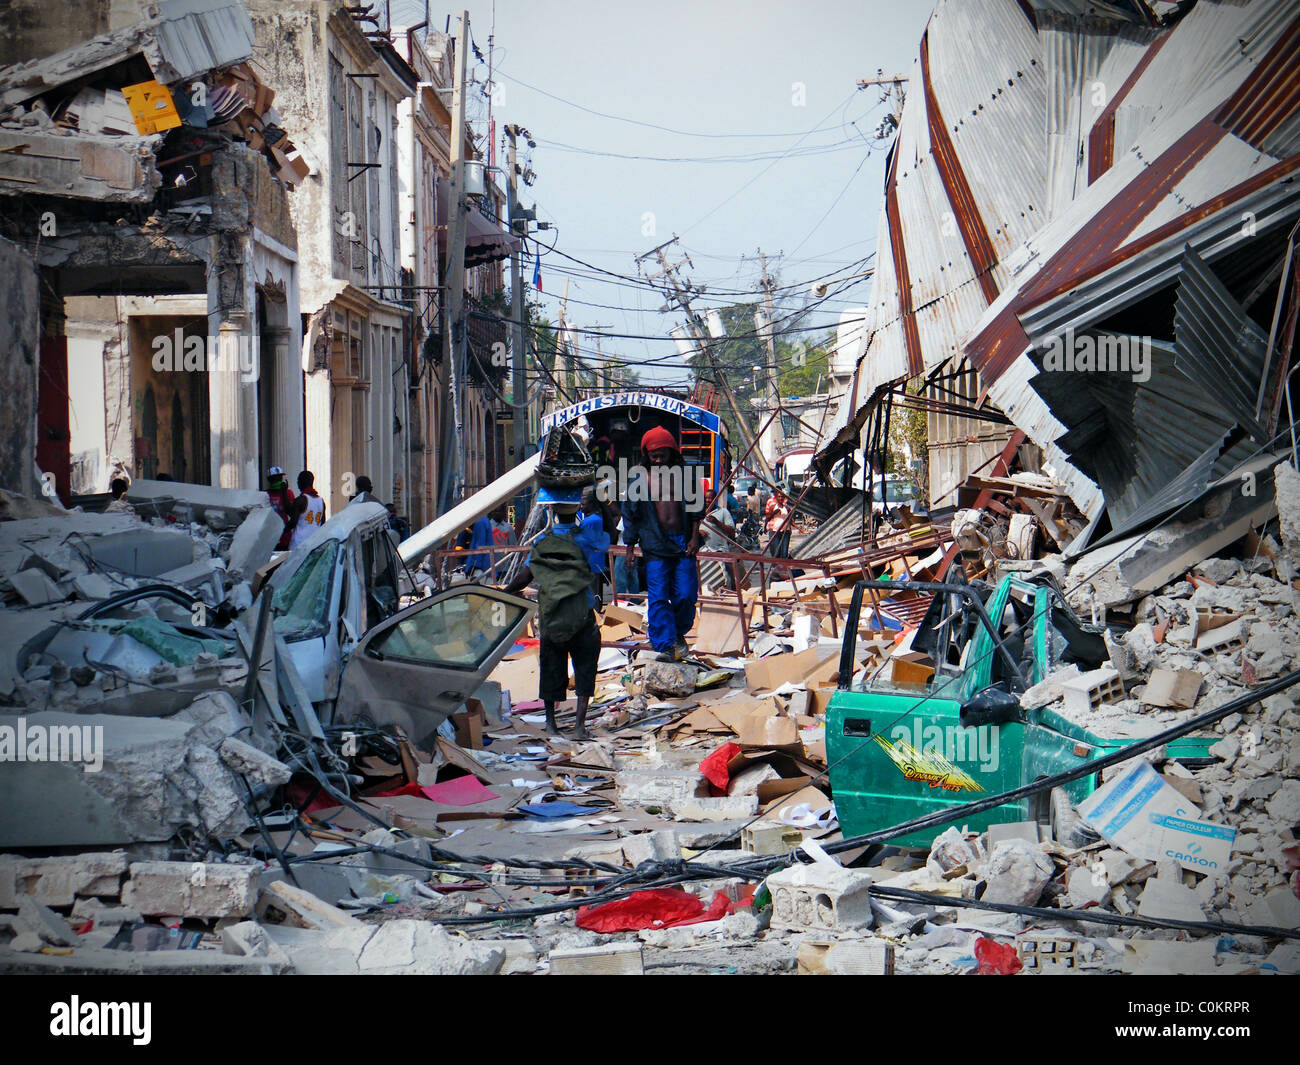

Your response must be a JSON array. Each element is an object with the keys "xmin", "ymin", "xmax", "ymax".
[
  {"xmin": 757, "ymin": 249, "xmax": 782, "ymax": 465},
  {"xmin": 438, "ymin": 8, "xmax": 470, "ymax": 511},
  {"xmin": 857, "ymin": 72, "xmax": 909, "ymax": 136},
  {"xmin": 640, "ymin": 238, "xmax": 774, "ymax": 481},
  {"xmin": 505, "ymin": 125, "xmax": 527, "ymax": 465},
  {"xmin": 556, "ymin": 277, "xmax": 571, "ymax": 406}
]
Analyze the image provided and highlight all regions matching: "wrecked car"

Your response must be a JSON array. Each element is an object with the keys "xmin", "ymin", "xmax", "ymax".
[
  {"xmin": 826, "ymin": 574, "xmax": 1216, "ymax": 847},
  {"xmin": 266, "ymin": 502, "xmax": 535, "ymax": 742}
]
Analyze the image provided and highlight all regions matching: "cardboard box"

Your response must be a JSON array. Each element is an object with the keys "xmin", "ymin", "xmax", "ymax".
[
  {"xmin": 1077, "ymin": 760, "xmax": 1235, "ymax": 873},
  {"xmin": 603, "ymin": 604, "xmax": 646, "ymax": 631},
  {"xmin": 1141, "ymin": 668, "xmax": 1202, "ymax": 709},
  {"xmin": 889, "ymin": 652, "xmax": 935, "ymax": 686}
]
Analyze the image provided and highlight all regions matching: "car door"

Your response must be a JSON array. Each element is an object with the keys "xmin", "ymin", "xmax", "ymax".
[{"xmin": 334, "ymin": 584, "xmax": 535, "ymax": 744}]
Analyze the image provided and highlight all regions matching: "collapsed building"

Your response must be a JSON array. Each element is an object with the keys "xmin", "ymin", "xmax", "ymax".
[
  {"xmin": 0, "ymin": 0, "xmax": 308, "ymax": 500},
  {"xmin": 821, "ymin": 0, "xmax": 1300, "ymax": 572}
]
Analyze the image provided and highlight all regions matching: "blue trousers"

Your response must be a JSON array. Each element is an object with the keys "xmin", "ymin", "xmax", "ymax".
[{"xmin": 645, "ymin": 543, "xmax": 698, "ymax": 652}]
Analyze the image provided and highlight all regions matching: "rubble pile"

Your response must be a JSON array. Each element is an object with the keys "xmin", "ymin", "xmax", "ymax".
[{"xmin": 0, "ymin": 468, "xmax": 1297, "ymax": 976}]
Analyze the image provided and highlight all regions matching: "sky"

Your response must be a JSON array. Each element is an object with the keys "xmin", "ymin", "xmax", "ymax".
[{"xmin": 390, "ymin": 0, "xmax": 934, "ymax": 387}]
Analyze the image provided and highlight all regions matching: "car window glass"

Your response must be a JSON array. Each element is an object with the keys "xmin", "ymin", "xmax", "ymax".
[
  {"xmin": 273, "ymin": 541, "xmax": 339, "ymax": 639},
  {"xmin": 370, "ymin": 592, "xmax": 527, "ymax": 669},
  {"xmin": 361, "ymin": 532, "xmax": 400, "ymax": 629}
]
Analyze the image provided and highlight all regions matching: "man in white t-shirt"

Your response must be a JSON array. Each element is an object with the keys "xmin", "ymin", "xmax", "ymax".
[{"xmin": 288, "ymin": 469, "xmax": 327, "ymax": 549}]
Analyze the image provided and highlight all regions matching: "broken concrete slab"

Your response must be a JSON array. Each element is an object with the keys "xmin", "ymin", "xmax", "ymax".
[
  {"xmin": 258, "ymin": 880, "xmax": 365, "ymax": 930},
  {"xmin": 8, "ymin": 568, "xmax": 67, "ymax": 606},
  {"xmin": 0, "ymin": 710, "xmax": 255, "ymax": 847},
  {"xmin": 225, "ymin": 506, "xmax": 283, "ymax": 580},
  {"xmin": 17, "ymin": 896, "xmax": 75, "ymax": 945},
  {"xmin": 358, "ymin": 921, "xmax": 505, "ymax": 975},
  {"xmin": 0, "ymin": 851, "xmax": 127, "ymax": 908},
  {"xmin": 218, "ymin": 736, "xmax": 290, "ymax": 786},
  {"xmin": 121, "ymin": 861, "xmax": 259, "ymax": 918}
]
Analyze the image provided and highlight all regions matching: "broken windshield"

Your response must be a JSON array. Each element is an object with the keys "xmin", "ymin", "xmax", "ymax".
[{"xmin": 273, "ymin": 541, "xmax": 339, "ymax": 641}]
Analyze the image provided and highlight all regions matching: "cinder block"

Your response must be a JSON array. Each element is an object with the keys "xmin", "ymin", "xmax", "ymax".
[
  {"xmin": 549, "ymin": 942, "xmax": 644, "ymax": 975},
  {"xmin": 122, "ymin": 861, "xmax": 259, "ymax": 918},
  {"xmin": 766, "ymin": 864, "xmax": 873, "ymax": 933},
  {"xmin": 1196, "ymin": 618, "xmax": 1247, "ymax": 655},
  {"xmin": 1061, "ymin": 667, "xmax": 1125, "ymax": 713},
  {"xmin": 740, "ymin": 820, "xmax": 804, "ymax": 856},
  {"xmin": 1016, "ymin": 934, "xmax": 1079, "ymax": 973}
]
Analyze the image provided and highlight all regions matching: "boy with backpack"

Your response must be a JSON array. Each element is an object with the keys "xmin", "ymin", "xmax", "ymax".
[{"xmin": 503, "ymin": 497, "xmax": 610, "ymax": 739}]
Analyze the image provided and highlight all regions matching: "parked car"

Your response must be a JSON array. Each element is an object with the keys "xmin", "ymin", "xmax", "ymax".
[{"xmin": 826, "ymin": 573, "xmax": 1215, "ymax": 847}]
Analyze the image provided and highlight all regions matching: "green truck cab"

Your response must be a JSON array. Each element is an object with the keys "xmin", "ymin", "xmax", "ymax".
[{"xmin": 826, "ymin": 574, "xmax": 1216, "ymax": 848}]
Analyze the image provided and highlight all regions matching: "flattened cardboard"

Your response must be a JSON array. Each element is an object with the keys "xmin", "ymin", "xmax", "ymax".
[
  {"xmin": 738, "ymin": 710, "xmax": 798, "ymax": 749},
  {"xmin": 745, "ymin": 645, "xmax": 839, "ymax": 693},
  {"xmin": 489, "ymin": 653, "xmax": 540, "ymax": 701},
  {"xmin": 603, "ymin": 604, "xmax": 646, "ymax": 631}
]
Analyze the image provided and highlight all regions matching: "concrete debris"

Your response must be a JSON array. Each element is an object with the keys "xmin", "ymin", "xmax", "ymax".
[
  {"xmin": 980, "ymin": 839, "xmax": 1055, "ymax": 907},
  {"xmin": 0, "ymin": 464, "xmax": 1294, "ymax": 981}
]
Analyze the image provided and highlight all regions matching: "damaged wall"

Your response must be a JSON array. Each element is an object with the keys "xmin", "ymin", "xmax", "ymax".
[{"xmin": 0, "ymin": 236, "xmax": 39, "ymax": 495}]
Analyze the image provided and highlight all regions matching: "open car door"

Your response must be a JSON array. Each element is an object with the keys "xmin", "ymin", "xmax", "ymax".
[{"xmin": 335, "ymin": 585, "xmax": 535, "ymax": 744}]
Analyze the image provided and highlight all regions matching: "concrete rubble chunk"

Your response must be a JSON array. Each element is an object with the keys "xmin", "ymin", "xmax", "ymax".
[
  {"xmin": 355, "ymin": 921, "xmax": 505, "ymax": 975},
  {"xmin": 218, "ymin": 736, "xmax": 291, "ymax": 787},
  {"xmin": 797, "ymin": 938, "xmax": 894, "ymax": 975},
  {"xmin": 122, "ymin": 861, "xmax": 259, "ymax": 919},
  {"xmin": 258, "ymin": 880, "xmax": 365, "ymax": 930},
  {"xmin": 1275, "ymin": 462, "xmax": 1300, "ymax": 566},
  {"xmin": 17, "ymin": 897, "xmax": 76, "ymax": 945},
  {"xmin": 1265, "ymin": 780, "xmax": 1300, "ymax": 825},
  {"xmin": 1065, "ymin": 865, "xmax": 1110, "ymax": 908},
  {"xmin": 0, "ymin": 711, "xmax": 253, "ymax": 848},
  {"xmin": 9, "ymin": 568, "xmax": 67, "ymax": 606},
  {"xmin": 1137, "ymin": 877, "xmax": 1205, "ymax": 922},
  {"xmin": 641, "ymin": 661, "xmax": 699, "ymax": 697},
  {"xmin": 980, "ymin": 839, "xmax": 1054, "ymax": 906}
]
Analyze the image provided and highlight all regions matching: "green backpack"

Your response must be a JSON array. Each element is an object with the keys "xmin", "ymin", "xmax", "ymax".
[{"xmin": 530, "ymin": 531, "xmax": 594, "ymax": 642}]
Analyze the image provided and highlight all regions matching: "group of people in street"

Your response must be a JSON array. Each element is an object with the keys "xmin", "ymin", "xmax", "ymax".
[{"xmin": 501, "ymin": 424, "xmax": 810, "ymax": 742}]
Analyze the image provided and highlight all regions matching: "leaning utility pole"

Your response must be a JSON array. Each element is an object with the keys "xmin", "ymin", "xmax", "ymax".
[
  {"xmin": 439, "ymin": 9, "xmax": 471, "ymax": 511},
  {"xmin": 757, "ymin": 248, "xmax": 783, "ymax": 462},
  {"xmin": 505, "ymin": 125, "xmax": 527, "ymax": 465},
  {"xmin": 641, "ymin": 239, "xmax": 774, "ymax": 481}
]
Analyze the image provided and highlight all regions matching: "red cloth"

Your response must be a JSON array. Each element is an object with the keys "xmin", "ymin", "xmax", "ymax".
[
  {"xmin": 575, "ymin": 888, "xmax": 746, "ymax": 933},
  {"xmin": 699, "ymin": 742, "xmax": 741, "ymax": 793},
  {"xmin": 974, "ymin": 937, "xmax": 1023, "ymax": 975},
  {"xmin": 640, "ymin": 426, "xmax": 678, "ymax": 454}
]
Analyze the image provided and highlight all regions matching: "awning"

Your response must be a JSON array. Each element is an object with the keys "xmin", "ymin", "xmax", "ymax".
[{"xmin": 436, "ymin": 179, "xmax": 522, "ymax": 269}]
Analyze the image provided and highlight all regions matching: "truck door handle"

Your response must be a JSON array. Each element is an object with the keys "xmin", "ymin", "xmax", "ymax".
[{"xmin": 843, "ymin": 717, "xmax": 872, "ymax": 738}]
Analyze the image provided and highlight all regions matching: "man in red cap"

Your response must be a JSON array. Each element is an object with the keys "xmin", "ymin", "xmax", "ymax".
[{"xmin": 621, "ymin": 426, "xmax": 705, "ymax": 661}]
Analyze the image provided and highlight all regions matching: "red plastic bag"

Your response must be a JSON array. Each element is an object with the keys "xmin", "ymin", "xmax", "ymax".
[
  {"xmin": 698, "ymin": 742, "xmax": 741, "ymax": 793},
  {"xmin": 576, "ymin": 888, "xmax": 744, "ymax": 933},
  {"xmin": 974, "ymin": 937, "xmax": 1023, "ymax": 975}
]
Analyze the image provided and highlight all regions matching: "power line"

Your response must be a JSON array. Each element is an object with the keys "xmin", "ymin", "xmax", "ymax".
[{"xmin": 494, "ymin": 69, "xmax": 871, "ymax": 140}]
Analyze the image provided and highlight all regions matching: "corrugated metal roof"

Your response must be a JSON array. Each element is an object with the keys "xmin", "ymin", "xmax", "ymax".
[
  {"xmin": 824, "ymin": 0, "xmax": 1300, "ymax": 531},
  {"xmin": 144, "ymin": 0, "xmax": 257, "ymax": 85}
]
